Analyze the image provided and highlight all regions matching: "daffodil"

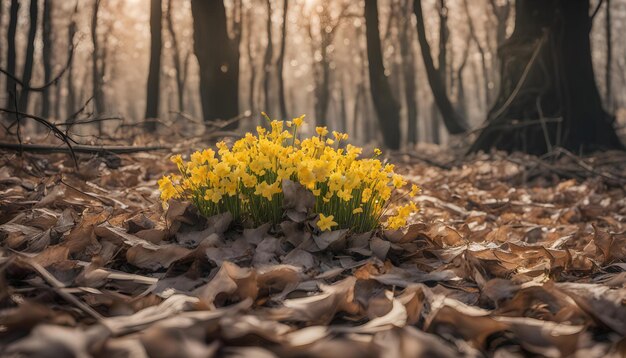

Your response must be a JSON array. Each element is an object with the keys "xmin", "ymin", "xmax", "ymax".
[
  {"xmin": 315, "ymin": 126, "xmax": 329, "ymax": 136},
  {"xmin": 254, "ymin": 181, "xmax": 281, "ymax": 200},
  {"xmin": 293, "ymin": 115, "xmax": 304, "ymax": 127},
  {"xmin": 158, "ymin": 113, "xmax": 416, "ymax": 232},
  {"xmin": 317, "ymin": 214, "xmax": 338, "ymax": 231},
  {"xmin": 158, "ymin": 176, "xmax": 177, "ymax": 201}
]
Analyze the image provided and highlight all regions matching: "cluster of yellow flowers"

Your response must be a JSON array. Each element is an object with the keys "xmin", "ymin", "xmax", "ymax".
[{"xmin": 158, "ymin": 115, "xmax": 419, "ymax": 232}]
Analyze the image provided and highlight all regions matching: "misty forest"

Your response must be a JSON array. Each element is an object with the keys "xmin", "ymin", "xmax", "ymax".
[{"xmin": 1, "ymin": 0, "xmax": 626, "ymax": 357}]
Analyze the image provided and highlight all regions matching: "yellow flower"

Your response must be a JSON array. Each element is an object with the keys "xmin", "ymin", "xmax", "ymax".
[
  {"xmin": 241, "ymin": 173, "xmax": 257, "ymax": 188},
  {"xmin": 157, "ymin": 113, "xmax": 417, "ymax": 232},
  {"xmin": 392, "ymin": 174, "xmax": 407, "ymax": 189},
  {"xmin": 386, "ymin": 202, "xmax": 418, "ymax": 229},
  {"xmin": 317, "ymin": 214, "xmax": 338, "ymax": 231},
  {"xmin": 204, "ymin": 189, "xmax": 222, "ymax": 204},
  {"xmin": 170, "ymin": 154, "xmax": 183, "ymax": 167},
  {"xmin": 158, "ymin": 176, "xmax": 177, "ymax": 201},
  {"xmin": 254, "ymin": 181, "xmax": 281, "ymax": 200},
  {"xmin": 315, "ymin": 126, "xmax": 328, "ymax": 136},
  {"xmin": 361, "ymin": 187, "xmax": 373, "ymax": 203},
  {"xmin": 293, "ymin": 115, "xmax": 304, "ymax": 127},
  {"xmin": 337, "ymin": 189, "xmax": 352, "ymax": 201},
  {"xmin": 410, "ymin": 184, "xmax": 420, "ymax": 196}
]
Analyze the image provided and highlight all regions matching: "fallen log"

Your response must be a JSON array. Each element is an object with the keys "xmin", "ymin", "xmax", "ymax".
[{"xmin": 0, "ymin": 142, "xmax": 168, "ymax": 154}]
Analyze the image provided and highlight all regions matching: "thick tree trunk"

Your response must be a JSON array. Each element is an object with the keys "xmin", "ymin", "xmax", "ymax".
[
  {"xmin": 18, "ymin": 0, "xmax": 39, "ymax": 113},
  {"xmin": 413, "ymin": 0, "xmax": 468, "ymax": 135},
  {"xmin": 144, "ymin": 0, "xmax": 162, "ymax": 132},
  {"xmin": 41, "ymin": 0, "xmax": 53, "ymax": 118},
  {"xmin": 5, "ymin": 0, "xmax": 19, "ymax": 112},
  {"xmin": 277, "ymin": 0, "xmax": 289, "ymax": 120},
  {"xmin": 166, "ymin": 0, "xmax": 184, "ymax": 112},
  {"xmin": 0, "ymin": 0, "xmax": 3, "ymax": 82},
  {"xmin": 191, "ymin": 0, "xmax": 239, "ymax": 127},
  {"xmin": 605, "ymin": 0, "xmax": 612, "ymax": 110},
  {"xmin": 364, "ymin": 0, "xmax": 401, "ymax": 149},
  {"xmin": 470, "ymin": 0, "xmax": 623, "ymax": 154}
]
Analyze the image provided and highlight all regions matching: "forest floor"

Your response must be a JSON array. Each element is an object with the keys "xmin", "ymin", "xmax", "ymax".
[{"xmin": 1, "ymin": 137, "xmax": 626, "ymax": 357}]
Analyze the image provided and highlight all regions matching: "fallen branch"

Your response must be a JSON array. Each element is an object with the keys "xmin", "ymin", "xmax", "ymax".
[{"xmin": 0, "ymin": 142, "xmax": 168, "ymax": 154}]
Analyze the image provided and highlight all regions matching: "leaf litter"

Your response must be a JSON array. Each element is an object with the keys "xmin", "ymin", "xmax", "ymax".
[{"xmin": 0, "ymin": 147, "xmax": 625, "ymax": 357}]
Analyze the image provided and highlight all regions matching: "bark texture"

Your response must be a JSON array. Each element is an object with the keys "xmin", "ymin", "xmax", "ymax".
[{"xmin": 470, "ymin": 0, "xmax": 623, "ymax": 154}]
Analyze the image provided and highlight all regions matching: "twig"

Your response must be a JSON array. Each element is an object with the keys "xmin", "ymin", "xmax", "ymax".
[
  {"xmin": 397, "ymin": 151, "xmax": 452, "ymax": 170},
  {"xmin": 0, "ymin": 108, "xmax": 78, "ymax": 167},
  {"xmin": 0, "ymin": 142, "xmax": 168, "ymax": 154},
  {"xmin": 489, "ymin": 32, "xmax": 547, "ymax": 121},
  {"xmin": 0, "ymin": 38, "xmax": 77, "ymax": 92},
  {"xmin": 21, "ymin": 257, "xmax": 104, "ymax": 321},
  {"xmin": 57, "ymin": 116, "xmax": 123, "ymax": 127},
  {"xmin": 591, "ymin": 0, "xmax": 604, "ymax": 21}
]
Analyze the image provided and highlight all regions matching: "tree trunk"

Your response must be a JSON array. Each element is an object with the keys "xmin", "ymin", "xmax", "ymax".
[
  {"xmin": 166, "ymin": 0, "xmax": 184, "ymax": 112},
  {"xmin": 455, "ymin": 34, "xmax": 471, "ymax": 118},
  {"xmin": 463, "ymin": 0, "xmax": 491, "ymax": 108},
  {"xmin": 144, "ymin": 0, "xmax": 162, "ymax": 132},
  {"xmin": 488, "ymin": 0, "xmax": 511, "ymax": 47},
  {"xmin": 17, "ymin": 0, "xmax": 39, "ymax": 114},
  {"xmin": 399, "ymin": 0, "xmax": 418, "ymax": 145},
  {"xmin": 5, "ymin": 0, "xmax": 19, "ymax": 113},
  {"xmin": 470, "ymin": 0, "xmax": 623, "ymax": 154},
  {"xmin": 191, "ymin": 0, "xmax": 239, "ymax": 127},
  {"xmin": 0, "ymin": 0, "xmax": 3, "ymax": 84},
  {"xmin": 364, "ymin": 0, "xmax": 401, "ymax": 149},
  {"xmin": 605, "ymin": 0, "xmax": 612, "ymax": 110},
  {"xmin": 413, "ymin": 0, "xmax": 468, "ymax": 134},
  {"xmin": 91, "ymin": 0, "xmax": 105, "ymax": 123},
  {"xmin": 246, "ymin": 8, "xmax": 256, "ymax": 115},
  {"xmin": 276, "ymin": 0, "xmax": 289, "ymax": 120},
  {"xmin": 41, "ymin": 0, "xmax": 53, "ymax": 118},
  {"xmin": 66, "ymin": 5, "xmax": 78, "ymax": 123},
  {"xmin": 430, "ymin": 102, "xmax": 441, "ymax": 144},
  {"xmin": 262, "ymin": 0, "xmax": 274, "ymax": 115}
]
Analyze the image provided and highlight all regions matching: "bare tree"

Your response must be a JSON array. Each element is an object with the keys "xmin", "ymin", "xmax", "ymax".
[
  {"xmin": 463, "ymin": 0, "xmax": 491, "ymax": 108},
  {"xmin": 166, "ymin": 0, "xmax": 185, "ymax": 112},
  {"xmin": 455, "ymin": 33, "xmax": 471, "ymax": 118},
  {"xmin": 41, "ymin": 0, "xmax": 53, "ymax": 118},
  {"xmin": 5, "ymin": 0, "xmax": 19, "ymax": 112},
  {"xmin": 413, "ymin": 0, "xmax": 468, "ymax": 135},
  {"xmin": 0, "ymin": 0, "xmax": 3, "ymax": 74},
  {"xmin": 605, "ymin": 0, "xmax": 612, "ymax": 109},
  {"xmin": 364, "ymin": 0, "xmax": 401, "ymax": 149},
  {"xmin": 66, "ymin": 2, "xmax": 78, "ymax": 122},
  {"xmin": 246, "ymin": 7, "xmax": 257, "ymax": 115},
  {"xmin": 190, "ymin": 0, "xmax": 242, "ymax": 127},
  {"xmin": 262, "ymin": 0, "xmax": 274, "ymax": 114},
  {"xmin": 17, "ymin": 0, "xmax": 39, "ymax": 113},
  {"xmin": 470, "ymin": 0, "xmax": 623, "ymax": 154},
  {"xmin": 91, "ymin": 0, "xmax": 105, "ymax": 123},
  {"xmin": 398, "ymin": 0, "xmax": 419, "ymax": 145},
  {"xmin": 144, "ymin": 0, "xmax": 162, "ymax": 132},
  {"xmin": 276, "ymin": 0, "xmax": 289, "ymax": 119},
  {"xmin": 307, "ymin": 1, "xmax": 353, "ymax": 126}
]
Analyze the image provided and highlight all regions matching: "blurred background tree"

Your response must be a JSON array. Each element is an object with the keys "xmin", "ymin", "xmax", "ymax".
[{"xmin": 0, "ymin": 0, "xmax": 623, "ymax": 154}]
